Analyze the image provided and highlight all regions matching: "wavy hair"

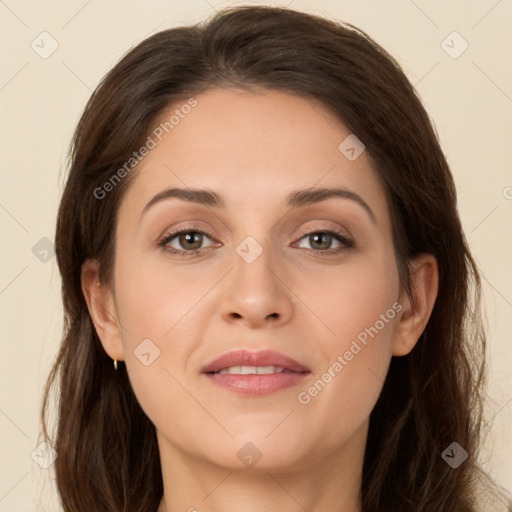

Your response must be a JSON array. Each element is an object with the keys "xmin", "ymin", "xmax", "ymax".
[{"xmin": 40, "ymin": 5, "xmax": 510, "ymax": 511}]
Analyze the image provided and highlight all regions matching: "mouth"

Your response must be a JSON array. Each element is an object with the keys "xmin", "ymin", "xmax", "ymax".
[{"xmin": 201, "ymin": 349, "xmax": 311, "ymax": 396}]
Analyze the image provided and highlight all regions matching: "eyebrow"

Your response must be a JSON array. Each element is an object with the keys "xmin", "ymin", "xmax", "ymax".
[{"xmin": 140, "ymin": 186, "xmax": 376, "ymax": 224}]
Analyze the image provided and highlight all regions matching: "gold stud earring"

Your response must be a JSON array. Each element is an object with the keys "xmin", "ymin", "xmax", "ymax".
[{"xmin": 113, "ymin": 359, "xmax": 118, "ymax": 371}]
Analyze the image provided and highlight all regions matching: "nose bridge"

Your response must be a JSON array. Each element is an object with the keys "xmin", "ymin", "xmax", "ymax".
[
  {"xmin": 233, "ymin": 233, "xmax": 279, "ymax": 295},
  {"xmin": 220, "ymin": 231, "xmax": 293, "ymax": 326}
]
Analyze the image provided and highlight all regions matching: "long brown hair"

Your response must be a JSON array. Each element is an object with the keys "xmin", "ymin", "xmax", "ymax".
[{"xmin": 41, "ymin": 5, "xmax": 510, "ymax": 511}]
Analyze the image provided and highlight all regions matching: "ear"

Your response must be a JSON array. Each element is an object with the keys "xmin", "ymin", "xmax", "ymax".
[
  {"xmin": 392, "ymin": 253, "xmax": 439, "ymax": 356},
  {"xmin": 81, "ymin": 258, "xmax": 124, "ymax": 361}
]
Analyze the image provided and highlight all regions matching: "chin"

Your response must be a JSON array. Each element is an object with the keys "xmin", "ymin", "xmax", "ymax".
[{"xmin": 198, "ymin": 432, "xmax": 312, "ymax": 473}]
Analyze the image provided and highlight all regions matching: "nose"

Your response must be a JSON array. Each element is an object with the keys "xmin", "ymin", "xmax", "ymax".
[{"xmin": 219, "ymin": 240, "xmax": 294, "ymax": 329}]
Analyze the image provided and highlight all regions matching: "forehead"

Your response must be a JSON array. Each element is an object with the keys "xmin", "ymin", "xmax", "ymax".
[{"xmin": 118, "ymin": 88, "xmax": 389, "ymax": 226}]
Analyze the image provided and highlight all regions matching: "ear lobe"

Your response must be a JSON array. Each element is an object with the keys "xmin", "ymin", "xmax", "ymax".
[
  {"xmin": 392, "ymin": 254, "xmax": 439, "ymax": 356},
  {"xmin": 81, "ymin": 258, "xmax": 124, "ymax": 361}
]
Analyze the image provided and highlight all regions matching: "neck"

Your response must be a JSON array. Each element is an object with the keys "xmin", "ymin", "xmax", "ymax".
[{"xmin": 156, "ymin": 422, "xmax": 367, "ymax": 512}]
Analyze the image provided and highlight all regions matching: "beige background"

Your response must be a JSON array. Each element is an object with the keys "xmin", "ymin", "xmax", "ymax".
[{"xmin": 1, "ymin": 0, "xmax": 511, "ymax": 510}]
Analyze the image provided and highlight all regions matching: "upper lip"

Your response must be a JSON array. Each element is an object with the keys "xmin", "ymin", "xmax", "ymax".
[{"xmin": 201, "ymin": 349, "xmax": 310, "ymax": 373}]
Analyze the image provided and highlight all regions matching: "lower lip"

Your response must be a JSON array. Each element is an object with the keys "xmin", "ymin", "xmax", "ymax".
[{"xmin": 204, "ymin": 371, "xmax": 310, "ymax": 396}]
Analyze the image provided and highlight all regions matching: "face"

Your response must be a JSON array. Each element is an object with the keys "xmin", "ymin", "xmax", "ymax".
[{"xmin": 99, "ymin": 88, "xmax": 410, "ymax": 472}]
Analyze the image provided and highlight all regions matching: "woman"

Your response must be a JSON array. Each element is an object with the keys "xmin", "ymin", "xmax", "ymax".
[{"xmin": 40, "ymin": 5, "xmax": 510, "ymax": 511}]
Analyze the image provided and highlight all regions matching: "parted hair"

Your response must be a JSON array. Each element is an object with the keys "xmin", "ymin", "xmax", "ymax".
[{"xmin": 41, "ymin": 5, "xmax": 510, "ymax": 511}]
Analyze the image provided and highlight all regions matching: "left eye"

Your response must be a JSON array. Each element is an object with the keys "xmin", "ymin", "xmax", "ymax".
[
  {"xmin": 295, "ymin": 231, "xmax": 347, "ymax": 251},
  {"xmin": 292, "ymin": 230, "xmax": 354, "ymax": 255}
]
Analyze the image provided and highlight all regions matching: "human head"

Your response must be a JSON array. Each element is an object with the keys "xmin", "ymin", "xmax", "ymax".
[{"xmin": 42, "ymin": 6, "xmax": 488, "ymax": 511}]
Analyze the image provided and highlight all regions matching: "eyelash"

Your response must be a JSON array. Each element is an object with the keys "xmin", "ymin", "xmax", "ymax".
[{"xmin": 156, "ymin": 225, "xmax": 354, "ymax": 258}]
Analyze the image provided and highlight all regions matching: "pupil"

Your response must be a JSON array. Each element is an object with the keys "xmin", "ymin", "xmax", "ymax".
[
  {"xmin": 181, "ymin": 232, "xmax": 202, "ymax": 250},
  {"xmin": 311, "ymin": 233, "xmax": 331, "ymax": 250}
]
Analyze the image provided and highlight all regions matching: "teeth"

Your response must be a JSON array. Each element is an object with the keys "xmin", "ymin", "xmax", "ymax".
[{"xmin": 217, "ymin": 365, "xmax": 286, "ymax": 375}]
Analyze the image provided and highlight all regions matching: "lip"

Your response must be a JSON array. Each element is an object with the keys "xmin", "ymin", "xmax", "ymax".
[
  {"xmin": 201, "ymin": 349, "xmax": 310, "ymax": 396},
  {"xmin": 201, "ymin": 349, "xmax": 310, "ymax": 374}
]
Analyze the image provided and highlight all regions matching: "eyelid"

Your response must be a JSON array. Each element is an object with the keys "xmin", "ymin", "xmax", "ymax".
[
  {"xmin": 157, "ymin": 224, "xmax": 218, "ymax": 250},
  {"xmin": 157, "ymin": 222, "xmax": 354, "ymax": 256},
  {"xmin": 291, "ymin": 226, "xmax": 354, "ymax": 255},
  {"xmin": 293, "ymin": 223, "xmax": 353, "ymax": 243}
]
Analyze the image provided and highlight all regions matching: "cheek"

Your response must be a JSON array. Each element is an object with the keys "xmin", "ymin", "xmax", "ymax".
[
  {"xmin": 295, "ymin": 304, "xmax": 398, "ymax": 456},
  {"xmin": 111, "ymin": 259, "xmax": 210, "ymax": 426},
  {"xmin": 296, "ymin": 249, "xmax": 400, "ymax": 348},
  {"xmin": 113, "ymin": 253, "xmax": 209, "ymax": 341},
  {"xmin": 293, "ymin": 255, "xmax": 399, "ymax": 429}
]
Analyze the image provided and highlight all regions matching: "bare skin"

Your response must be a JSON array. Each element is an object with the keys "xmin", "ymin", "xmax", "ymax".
[{"xmin": 82, "ymin": 88, "xmax": 438, "ymax": 512}]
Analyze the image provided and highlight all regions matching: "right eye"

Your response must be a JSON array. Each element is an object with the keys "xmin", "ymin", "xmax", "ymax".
[{"xmin": 157, "ymin": 228, "xmax": 219, "ymax": 256}]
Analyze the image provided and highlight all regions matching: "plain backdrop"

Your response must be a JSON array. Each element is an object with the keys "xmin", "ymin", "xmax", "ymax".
[{"xmin": 0, "ymin": 1, "xmax": 511, "ymax": 510}]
